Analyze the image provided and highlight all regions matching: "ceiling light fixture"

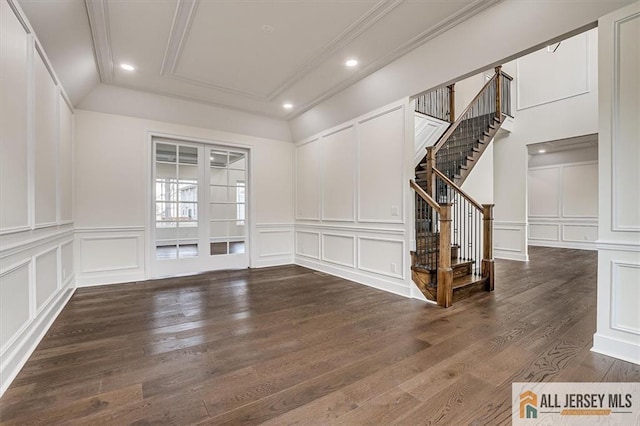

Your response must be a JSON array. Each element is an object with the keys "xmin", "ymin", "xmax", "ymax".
[
  {"xmin": 538, "ymin": 149, "xmax": 546, "ymax": 154},
  {"xmin": 120, "ymin": 63, "xmax": 135, "ymax": 71},
  {"xmin": 345, "ymin": 59, "xmax": 358, "ymax": 67},
  {"xmin": 283, "ymin": 103, "xmax": 293, "ymax": 110}
]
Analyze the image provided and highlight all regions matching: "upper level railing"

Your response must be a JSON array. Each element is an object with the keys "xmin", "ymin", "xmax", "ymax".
[{"xmin": 414, "ymin": 85, "xmax": 455, "ymax": 123}]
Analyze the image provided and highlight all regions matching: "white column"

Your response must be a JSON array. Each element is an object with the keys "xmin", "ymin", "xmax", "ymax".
[{"xmin": 593, "ymin": 1, "xmax": 640, "ymax": 365}]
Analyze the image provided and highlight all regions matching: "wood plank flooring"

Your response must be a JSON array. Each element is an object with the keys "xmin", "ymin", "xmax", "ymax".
[{"xmin": 1, "ymin": 246, "xmax": 638, "ymax": 425}]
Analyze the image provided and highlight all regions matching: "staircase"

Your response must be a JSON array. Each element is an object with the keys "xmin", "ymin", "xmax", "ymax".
[{"xmin": 410, "ymin": 67, "xmax": 512, "ymax": 307}]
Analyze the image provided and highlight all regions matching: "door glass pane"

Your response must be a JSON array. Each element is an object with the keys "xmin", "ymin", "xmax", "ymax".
[
  {"xmin": 229, "ymin": 203, "xmax": 245, "ymax": 225},
  {"xmin": 156, "ymin": 143, "xmax": 176, "ymax": 162},
  {"xmin": 210, "ymin": 151, "xmax": 228, "ymax": 167},
  {"xmin": 156, "ymin": 244, "xmax": 178, "ymax": 260},
  {"xmin": 229, "ymin": 221, "xmax": 245, "ymax": 238},
  {"xmin": 156, "ymin": 180, "xmax": 176, "ymax": 202},
  {"xmin": 178, "ymin": 244, "xmax": 198, "ymax": 258},
  {"xmin": 210, "ymin": 203, "xmax": 231, "ymax": 220},
  {"xmin": 229, "ymin": 240, "xmax": 246, "ymax": 254},
  {"xmin": 179, "ymin": 146, "xmax": 198, "ymax": 164},
  {"xmin": 210, "ymin": 241, "xmax": 228, "ymax": 255},
  {"xmin": 178, "ymin": 164, "xmax": 198, "ymax": 181},
  {"xmin": 156, "ymin": 162, "xmax": 176, "ymax": 179},
  {"xmin": 210, "ymin": 168, "xmax": 227, "ymax": 185},
  {"xmin": 179, "ymin": 202, "xmax": 198, "ymax": 221},
  {"xmin": 156, "ymin": 202, "xmax": 177, "ymax": 221},
  {"xmin": 209, "ymin": 185, "xmax": 228, "ymax": 202},
  {"xmin": 229, "ymin": 153, "xmax": 246, "ymax": 170},
  {"xmin": 178, "ymin": 182, "xmax": 197, "ymax": 202},
  {"xmin": 210, "ymin": 221, "xmax": 227, "ymax": 238},
  {"xmin": 228, "ymin": 170, "xmax": 245, "ymax": 186}
]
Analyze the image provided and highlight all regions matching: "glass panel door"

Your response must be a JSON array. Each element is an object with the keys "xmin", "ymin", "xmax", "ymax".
[
  {"xmin": 151, "ymin": 139, "xmax": 249, "ymax": 278},
  {"xmin": 209, "ymin": 150, "xmax": 246, "ymax": 256}
]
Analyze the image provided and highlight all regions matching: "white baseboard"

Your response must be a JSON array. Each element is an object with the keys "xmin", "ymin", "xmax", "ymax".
[
  {"xmin": 76, "ymin": 271, "xmax": 146, "ymax": 287},
  {"xmin": 592, "ymin": 333, "xmax": 640, "ymax": 366},
  {"xmin": 529, "ymin": 240, "xmax": 597, "ymax": 251},
  {"xmin": 494, "ymin": 250, "xmax": 529, "ymax": 262},
  {"xmin": 0, "ymin": 281, "xmax": 75, "ymax": 397},
  {"xmin": 295, "ymin": 256, "xmax": 411, "ymax": 298},
  {"xmin": 252, "ymin": 255, "xmax": 294, "ymax": 269}
]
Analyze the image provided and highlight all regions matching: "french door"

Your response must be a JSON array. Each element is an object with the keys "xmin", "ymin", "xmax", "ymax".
[{"xmin": 150, "ymin": 138, "xmax": 249, "ymax": 277}]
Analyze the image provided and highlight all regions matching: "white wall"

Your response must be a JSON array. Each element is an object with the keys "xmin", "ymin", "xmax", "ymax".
[
  {"xmin": 295, "ymin": 100, "xmax": 416, "ymax": 298},
  {"xmin": 74, "ymin": 109, "xmax": 295, "ymax": 286},
  {"xmin": 79, "ymin": 83, "xmax": 293, "ymax": 143},
  {"xmin": 593, "ymin": 1, "xmax": 640, "ymax": 365},
  {"xmin": 289, "ymin": 1, "xmax": 632, "ymax": 141},
  {"xmin": 0, "ymin": 0, "xmax": 75, "ymax": 396},
  {"xmin": 493, "ymin": 28, "xmax": 599, "ymax": 261},
  {"xmin": 461, "ymin": 143, "xmax": 494, "ymax": 206},
  {"xmin": 528, "ymin": 147, "xmax": 598, "ymax": 250}
]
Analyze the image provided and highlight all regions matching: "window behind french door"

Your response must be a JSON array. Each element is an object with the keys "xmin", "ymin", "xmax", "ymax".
[{"xmin": 151, "ymin": 138, "xmax": 249, "ymax": 277}]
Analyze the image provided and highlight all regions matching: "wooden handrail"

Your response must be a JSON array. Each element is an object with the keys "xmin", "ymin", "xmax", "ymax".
[
  {"xmin": 410, "ymin": 180, "xmax": 440, "ymax": 211},
  {"xmin": 432, "ymin": 168, "xmax": 483, "ymax": 211},
  {"xmin": 433, "ymin": 72, "xmax": 498, "ymax": 153},
  {"xmin": 500, "ymin": 70, "xmax": 514, "ymax": 81}
]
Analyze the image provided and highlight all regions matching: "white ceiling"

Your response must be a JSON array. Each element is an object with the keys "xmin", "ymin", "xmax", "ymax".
[
  {"xmin": 18, "ymin": 0, "xmax": 501, "ymax": 119},
  {"xmin": 528, "ymin": 134, "xmax": 598, "ymax": 155},
  {"xmin": 17, "ymin": 0, "xmax": 100, "ymax": 104}
]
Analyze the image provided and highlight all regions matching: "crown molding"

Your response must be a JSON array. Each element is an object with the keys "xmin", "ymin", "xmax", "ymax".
[
  {"xmin": 85, "ymin": 0, "xmax": 114, "ymax": 84},
  {"xmin": 265, "ymin": 0, "xmax": 404, "ymax": 101},
  {"xmin": 285, "ymin": 0, "xmax": 503, "ymax": 119},
  {"xmin": 160, "ymin": 0, "xmax": 402, "ymax": 102},
  {"xmin": 160, "ymin": 0, "xmax": 197, "ymax": 76}
]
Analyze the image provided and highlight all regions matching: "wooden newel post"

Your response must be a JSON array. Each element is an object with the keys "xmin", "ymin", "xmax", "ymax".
[
  {"xmin": 437, "ymin": 203, "xmax": 453, "ymax": 307},
  {"xmin": 447, "ymin": 84, "xmax": 455, "ymax": 122},
  {"xmin": 482, "ymin": 204, "xmax": 495, "ymax": 292},
  {"xmin": 425, "ymin": 146, "xmax": 436, "ymax": 199},
  {"xmin": 495, "ymin": 66, "xmax": 502, "ymax": 121}
]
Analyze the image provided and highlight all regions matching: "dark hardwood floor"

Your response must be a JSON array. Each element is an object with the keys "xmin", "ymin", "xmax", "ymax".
[{"xmin": 1, "ymin": 246, "xmax": 638, "ymax": 425}]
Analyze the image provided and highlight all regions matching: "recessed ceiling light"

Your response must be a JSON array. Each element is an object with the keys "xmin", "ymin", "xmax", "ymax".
[
  {"xmin": 345, "ymin": 59, "xmax": 358, "ymax": 67},
  {"xmin": 538, "ymin": 149, "xmax": 546, "ymax": 154},
  {"xmin": 120, "ymin": 63, "xmax": 135, "ymax": 71},
  {"xmin": 283, "ymin": 103, "xmax": 293, "ymax": 110}
]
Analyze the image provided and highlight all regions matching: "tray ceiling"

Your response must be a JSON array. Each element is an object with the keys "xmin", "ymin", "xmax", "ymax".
[{"xmin": 29, "ymin": 0, "xmax": 502, "ymax": 118}]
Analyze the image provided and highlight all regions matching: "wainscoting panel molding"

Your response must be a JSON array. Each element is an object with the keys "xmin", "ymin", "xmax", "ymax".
[
  {"xmin": 528, "ymin": 161, "xmax": 598, "ymax": 250},
  {"xmin": 254, "ymin": 224, "xmax": 294, "ymax": 268},
  {"xmin": 493, "ymin": 221, "xmax": 528, "ymax": 261},
  {"xmin": 75, "ymin": 227, "xmax": 145, "ymax": 287}
]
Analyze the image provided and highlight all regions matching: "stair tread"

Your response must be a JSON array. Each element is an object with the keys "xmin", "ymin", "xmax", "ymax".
[
  {"xmin": 453, "ymin": 274, "xmax": 486, "ymax": 290},
  {"xmin": 451, "ymin": 258, "xmax": 474, "ymax": 268}
]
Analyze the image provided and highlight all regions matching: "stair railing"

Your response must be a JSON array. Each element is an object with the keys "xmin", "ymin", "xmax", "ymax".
[
  {"xmin": 414, "ymin": 84, "xmax": 455, "ymax": 123},
  {"xmin": 409, "ymin": 180, "xmax": 453, "ymax": 307},
  {"xmin": 432, "ymin": 168, "xmax": 493, "ymax": 291},
  {"xmin": 433, "ymin": 66, "xmax": 512, "ymax": 181},
  {"xmin": 411, "ymin": 66, "xmax": 510, "ymax": 306}
]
